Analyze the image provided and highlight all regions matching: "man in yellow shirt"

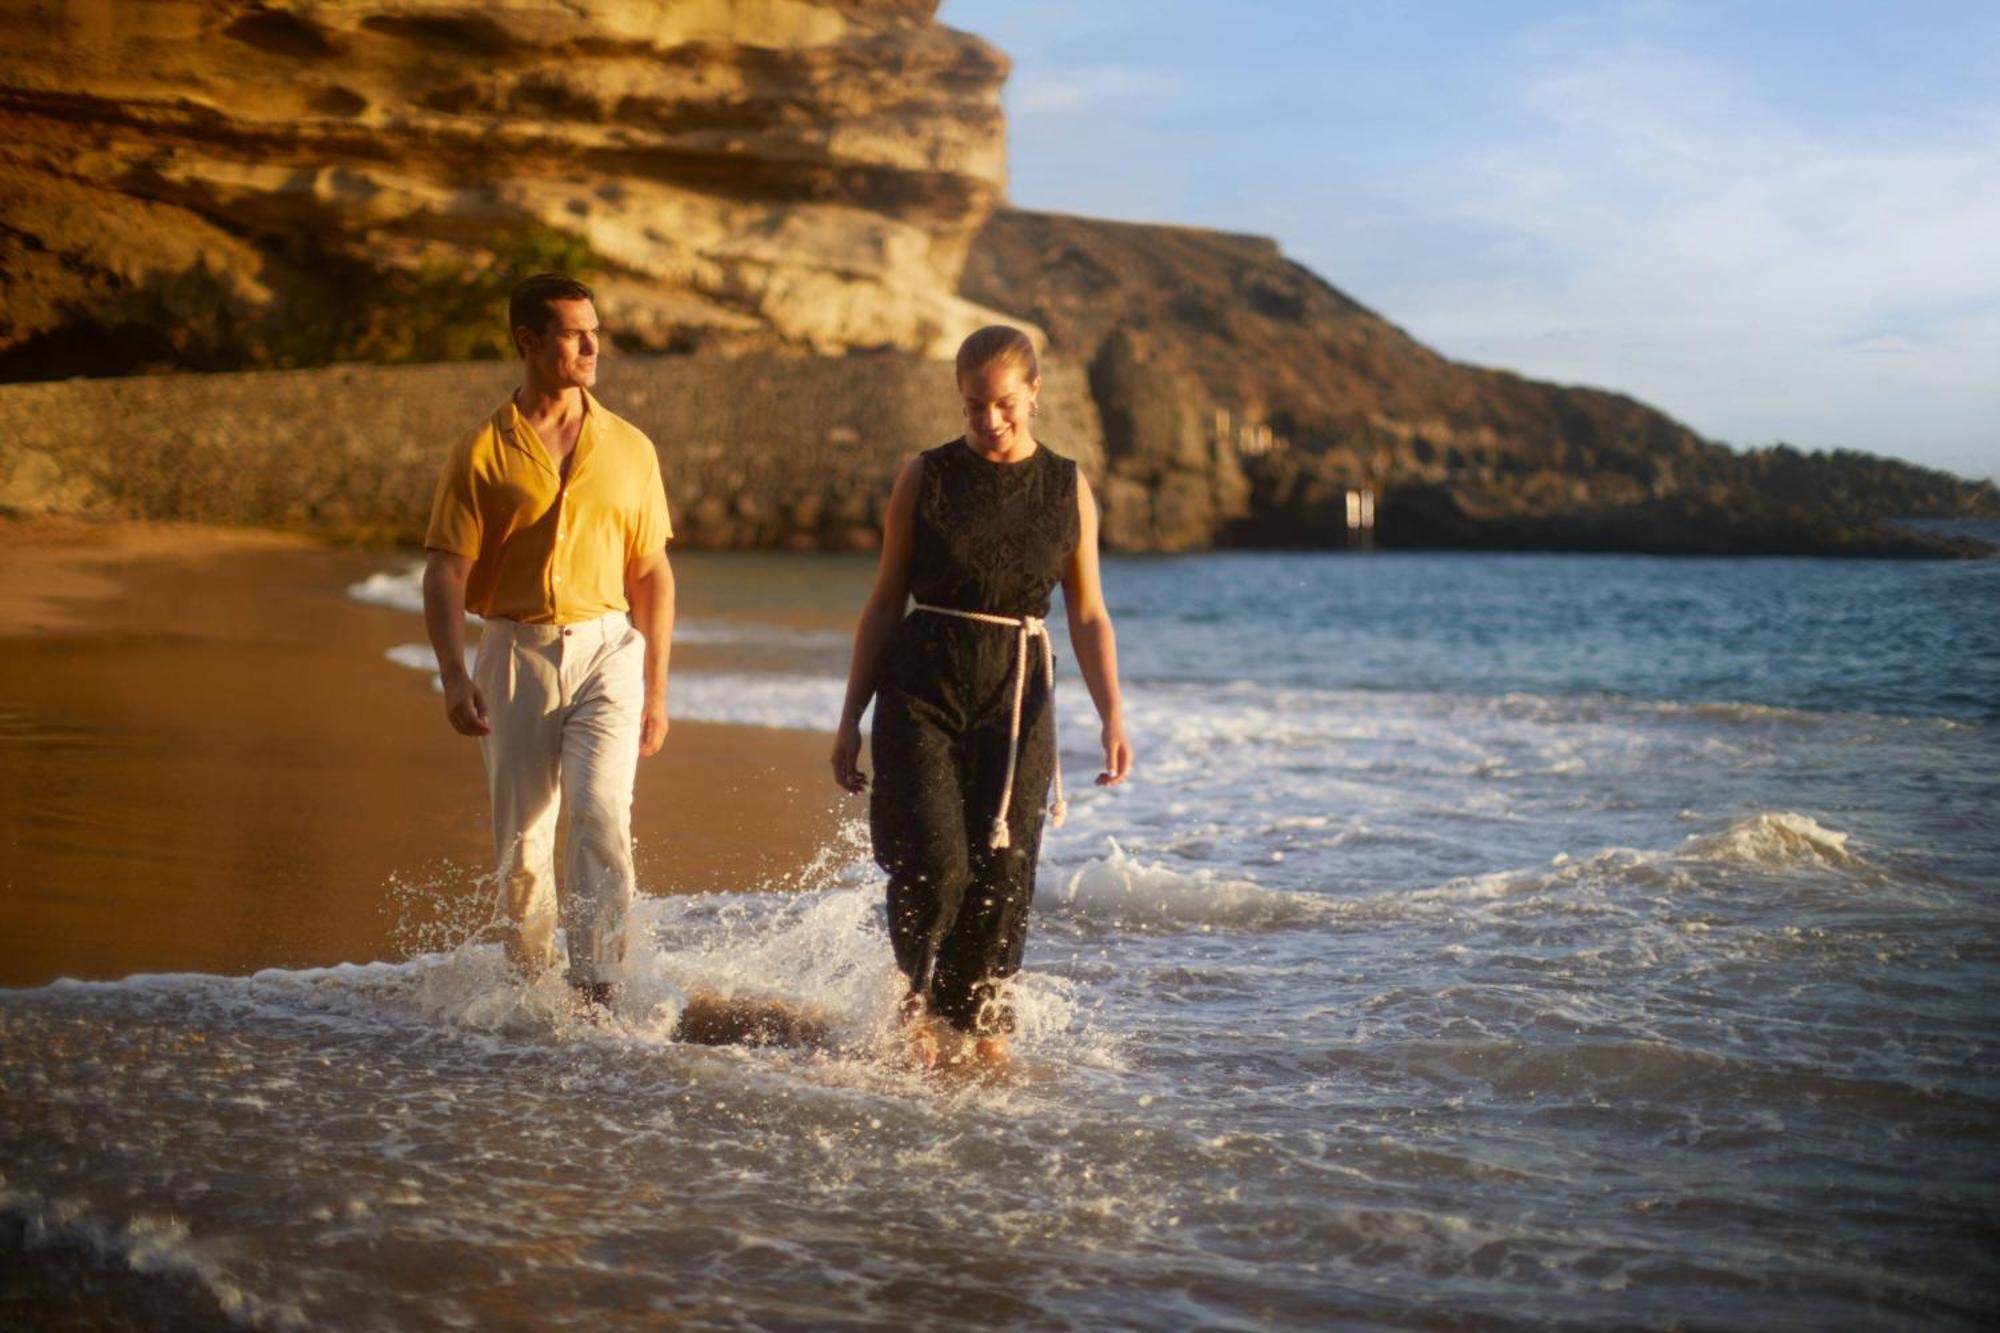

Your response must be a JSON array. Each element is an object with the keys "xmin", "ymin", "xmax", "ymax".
[{"xmin": 420, "ymin": 273, "xmax": 675, "ymax": 1012}]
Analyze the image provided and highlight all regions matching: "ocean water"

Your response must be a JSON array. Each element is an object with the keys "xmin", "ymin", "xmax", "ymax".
[{"xmin": 5, "ymin": 548, "xmax": 1998, "ymax": 1329}]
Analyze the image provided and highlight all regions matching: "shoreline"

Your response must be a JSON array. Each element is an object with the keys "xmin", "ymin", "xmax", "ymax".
[
  {"xmin": 4, "ymin": 356, "xmax": 1991, "ymax": 561},
  {"xmin": 0, "ymin": 518, "xmax": 851, "ymax": 988}
]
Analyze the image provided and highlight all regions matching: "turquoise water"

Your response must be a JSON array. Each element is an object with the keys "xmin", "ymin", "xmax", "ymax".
[
  {"xmin": 3, "ymin": 548, "xmax": 1996, "ymax": 1328},
  {"xmin": 1109, "ymin": 549, "xmax": 2000, "ymax": 721}
]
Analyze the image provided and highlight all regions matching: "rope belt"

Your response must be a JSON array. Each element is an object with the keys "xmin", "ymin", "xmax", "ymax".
[{"xmin": 910, "ymin": 602, "xmax": 1067, "ymax": 849}]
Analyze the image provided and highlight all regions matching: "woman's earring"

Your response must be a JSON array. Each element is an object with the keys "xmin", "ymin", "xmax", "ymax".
[{"xmin": 1030, "ymin": 400, "xmax": 1040, "ymax": 418}]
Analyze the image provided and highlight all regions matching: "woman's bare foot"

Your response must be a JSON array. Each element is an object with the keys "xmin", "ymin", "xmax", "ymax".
[
  {"xmin": 898, "ymin": 993, "xmax": 940, "ymax": 1071},
  {"xmin": 972, "ymin": 1035, "xmax": 1010, "ymax": 1068},
  {"xmin": 905, "ymin": 1023, "xmax": 941, "ymax": 1071}
]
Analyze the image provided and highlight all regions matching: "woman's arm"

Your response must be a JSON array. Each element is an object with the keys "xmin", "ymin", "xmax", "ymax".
[
  {"xmin": 830, "ymin": 457, "xmax": 923, "ymax": 792},
  {"xmin": 1061, "ymin": 472, "xmax": 1133, "ymax": 787}
]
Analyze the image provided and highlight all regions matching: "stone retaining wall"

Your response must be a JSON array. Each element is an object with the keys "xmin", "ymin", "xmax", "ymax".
[{"xmin": 0, "ymin": 354, "xmax": 1106, "ymax": 549}]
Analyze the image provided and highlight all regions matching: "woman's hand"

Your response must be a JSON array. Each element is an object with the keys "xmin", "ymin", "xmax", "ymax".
[
  {"xmin": 1062, "ymin": 473, "xmax": 1131, "ymax": 790},
  {"xmin": 1097, "ymin": 717, "xmax": 1133, "ymax": 787},
  {"xmin": 830, "ymin": 720, "xmax": 868, "ymax": 793}
]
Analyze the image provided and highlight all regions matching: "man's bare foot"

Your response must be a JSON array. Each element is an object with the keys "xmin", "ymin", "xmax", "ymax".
[{"xmin": 572, "ymin": 980, "xmax": 617, "ymax": 1021}]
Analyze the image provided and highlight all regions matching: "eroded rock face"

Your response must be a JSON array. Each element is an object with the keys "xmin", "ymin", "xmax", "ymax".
[{"xmin": 0, "ymin": 0, "xmax": 1016, "ymax": 369}]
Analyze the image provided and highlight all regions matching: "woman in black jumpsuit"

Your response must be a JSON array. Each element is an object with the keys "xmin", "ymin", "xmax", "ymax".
[{"xmin": 831, "ymin": 326, "xmax": 1133, "ymax": 1068}]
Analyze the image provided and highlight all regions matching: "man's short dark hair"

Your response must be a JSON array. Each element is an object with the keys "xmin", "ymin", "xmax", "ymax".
[{"xmin": 508, "ymin": 273, "xmax": 595, "ymax": 350}]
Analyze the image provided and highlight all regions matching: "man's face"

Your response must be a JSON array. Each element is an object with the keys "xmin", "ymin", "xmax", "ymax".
[{"xmin": 519, "ymin": 298, "xmax": 600, "ymax": 389}]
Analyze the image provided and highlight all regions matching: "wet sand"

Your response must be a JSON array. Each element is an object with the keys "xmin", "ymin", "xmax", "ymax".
[{"xmin": 0, "ymin": 520, "xmax": 850, "ymax": 988}]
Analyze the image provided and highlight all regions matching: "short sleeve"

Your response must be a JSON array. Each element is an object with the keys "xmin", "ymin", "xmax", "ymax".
[
  {"xmin": 424, "ymin": 433, "xmax": 483, "ymax": 557},
  {"xmin": 629, "ymin": 440, "xmax": 672, "ymax": 556}
]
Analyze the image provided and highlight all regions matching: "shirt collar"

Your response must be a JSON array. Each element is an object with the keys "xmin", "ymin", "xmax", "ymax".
[{"xmin": 497, "ymin": 390, "xmax": 597, "ymax": 479}]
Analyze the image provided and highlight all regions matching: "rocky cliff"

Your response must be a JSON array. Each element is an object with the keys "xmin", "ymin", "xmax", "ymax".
[
  {"xmin": 962, "ymin": 210, "xmax": 1998, "ymax": 556},
  {"xmin": 0, "ymin": 0, "xmax": 1016, "ymax": 373},
  {"xmin": 2, "ymin": 3, "xmax": 1991, "ymax": 557}
]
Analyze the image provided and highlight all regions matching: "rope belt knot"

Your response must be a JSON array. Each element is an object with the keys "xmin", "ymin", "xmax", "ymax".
[{"xmin": 910, "ymin": 601, "xmax": 1066, "ymax": 849}]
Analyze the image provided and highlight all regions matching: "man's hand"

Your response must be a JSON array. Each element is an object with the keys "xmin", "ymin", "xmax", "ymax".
[
  {"xmin": 640, "ymin": 692, "xmax": 669, "ymax": 758},
  {"xmin": 444, "ymin": 674, "xmax": 490, "ymax": 737},
  {"xmin": 423, "ymin": 552, "xmax": 486, "ymax": 738}
]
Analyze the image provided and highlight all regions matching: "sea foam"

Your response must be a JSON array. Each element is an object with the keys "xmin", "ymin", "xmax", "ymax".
[
  {"xmin": 1687, "ymin": 811, "xmax": 1855, "ymax": 867},
  {"xmin": 1049, "ymin": 839, "xmax": 1335, "ymax": 932}
]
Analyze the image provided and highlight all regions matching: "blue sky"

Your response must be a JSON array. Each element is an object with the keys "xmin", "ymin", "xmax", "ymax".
[{"xmin": 937, "ymin": 0, "xmax": 2000, "ymax": 482}]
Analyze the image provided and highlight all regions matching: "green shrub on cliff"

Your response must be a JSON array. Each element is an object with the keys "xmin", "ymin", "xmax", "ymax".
[
  {"xmin": 0, "ymin": 226, "xmax": 600, "ymax": 381},
  {"xmin": 263, "ymin": 226, "xmax": 600, "ymax": 369}
]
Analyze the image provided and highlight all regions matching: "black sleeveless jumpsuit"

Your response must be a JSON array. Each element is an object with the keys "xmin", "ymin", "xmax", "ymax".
[{"xmin": 871, "ymin": 439, "xmax": 1080, "ymax": 1036}]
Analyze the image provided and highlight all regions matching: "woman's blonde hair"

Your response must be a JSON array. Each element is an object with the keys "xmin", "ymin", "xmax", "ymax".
[{"xmin": 954, "ymin": 324, "xmax": 1040, "ymax": 385}]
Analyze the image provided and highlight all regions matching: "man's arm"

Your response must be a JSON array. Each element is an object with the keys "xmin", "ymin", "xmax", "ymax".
[
  {"xmin": 625, "ymin": 549, "xmax": 675, "ymax": 757},
  {"xmin": 422, "ymin": 550, "xmax": 488, "ymax": 737}
]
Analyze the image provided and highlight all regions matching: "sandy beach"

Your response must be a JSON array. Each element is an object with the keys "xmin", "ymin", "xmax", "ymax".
[{"xmin": 0, "ymin": 518, "xmax": 849, "ymax": 989}]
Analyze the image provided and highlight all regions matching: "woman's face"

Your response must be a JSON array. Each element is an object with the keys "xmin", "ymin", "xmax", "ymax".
[{"xmin": 959, "ymin": 361, "xmax": 1040, "ymax": 454}]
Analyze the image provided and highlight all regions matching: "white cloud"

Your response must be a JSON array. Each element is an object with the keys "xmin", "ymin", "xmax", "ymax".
[{"xmin": 1374, "ymin": 45, "xmax": 2000, "ymax": 477}]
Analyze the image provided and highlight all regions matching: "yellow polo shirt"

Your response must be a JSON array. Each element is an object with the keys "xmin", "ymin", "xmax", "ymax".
[{"xmin": 425, "ymin": 391, "xmax": 671, "ymax": 624}]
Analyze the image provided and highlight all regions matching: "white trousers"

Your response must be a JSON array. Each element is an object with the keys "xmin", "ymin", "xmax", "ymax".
[{"xmin": 474, "ymin": 612, "xmax": 644, "ymax": 985}]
